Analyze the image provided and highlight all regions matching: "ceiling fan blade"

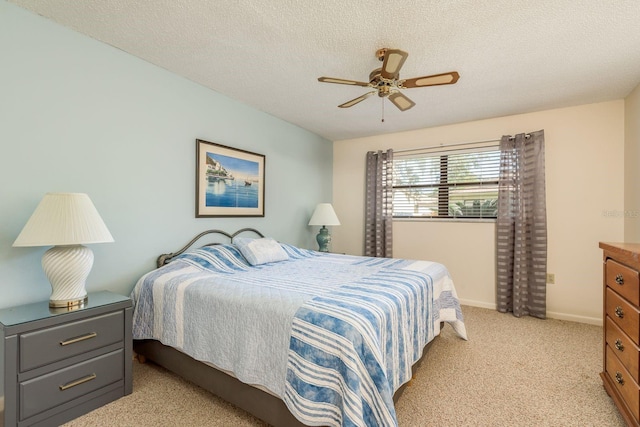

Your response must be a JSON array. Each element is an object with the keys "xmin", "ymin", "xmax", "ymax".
[
  {"xmin": 338, "ymin": 91, "xmax": 376, "ymax": 108},
  {"xmin": 388, "ymin": 92, "xmax": 416, "ymax": 111},
  {"xmin": 318, "ymin": 77, "xmax": 371, "ymax": 87},
  {"xmin": 381, "ymin": 49, "xmax": 408, "ymax": 80},
  {"xmin": 400, "ymin": 71, "xmax": 460, "ymax": 88}
]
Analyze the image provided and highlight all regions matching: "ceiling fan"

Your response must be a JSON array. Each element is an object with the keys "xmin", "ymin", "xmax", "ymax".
[{"xmin": 318, "ymin": 48, "xmax": 459, "ymax": 112}]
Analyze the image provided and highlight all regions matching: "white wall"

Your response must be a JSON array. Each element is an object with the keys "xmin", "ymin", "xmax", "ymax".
[
  {"xmin": 333, "ymin": 101, "xmax": 625, "ymax": 324},
  {"xmin": 625, "ymin": 83, "xmax": 640, "ymax": 242},
  {"xmin": 0, "ymin": 2, "xmax": 332, "ymax": 308}
]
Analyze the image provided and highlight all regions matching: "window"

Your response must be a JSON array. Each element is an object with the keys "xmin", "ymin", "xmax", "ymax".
[{"xmin": 392, "ymin": 144, "xmax": 500, "ymax": 219}]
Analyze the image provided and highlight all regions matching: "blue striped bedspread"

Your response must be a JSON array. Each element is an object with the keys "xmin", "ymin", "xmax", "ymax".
[
  {"xmin": 131, "ymin": 243, "xmax": 467, "ymax": 427},
  {"xmin": 283, "ymin": 255, "xmax": 467, "ymax": 426}
]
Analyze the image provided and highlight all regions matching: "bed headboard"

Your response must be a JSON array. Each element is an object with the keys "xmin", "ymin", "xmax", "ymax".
[{"xmin": 156, "ymin": 228, "xmax": 265, "ymax": 268}]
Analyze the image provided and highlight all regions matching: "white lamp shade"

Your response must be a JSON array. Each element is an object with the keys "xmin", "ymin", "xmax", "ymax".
[
  {"xmin": 308, "ymin": 203, "xmax": 341, "ymax": 226},
  {"xmin": 13, "ymin": 193, "xmax": 114, "ymax": 247}
]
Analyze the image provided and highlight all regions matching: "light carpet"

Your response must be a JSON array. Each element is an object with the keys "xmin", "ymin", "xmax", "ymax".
[{"xmin": 64, "ymin": 305, "xmax": 626, "ymax": 426}]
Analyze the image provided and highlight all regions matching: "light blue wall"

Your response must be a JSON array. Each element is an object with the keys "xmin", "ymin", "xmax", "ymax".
[{"xmin": 0, "ymin": 2, "xmax": 333, "ymax": 308}]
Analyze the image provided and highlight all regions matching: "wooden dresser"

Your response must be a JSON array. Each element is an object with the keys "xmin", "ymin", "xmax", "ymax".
[{"xmin": 600, "ymin": 242, "xmax": 640, "ymax": 426}]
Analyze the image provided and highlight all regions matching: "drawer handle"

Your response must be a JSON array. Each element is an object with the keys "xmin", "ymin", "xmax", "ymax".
[
  {"xmin": 615, "ymin": 371, "xmax": 625, "ymax": 385},
  {"xmin": 615, "ymin": 339, "xmax": 625, "ymax": 351},
  {"xmin": 615, "ymin": 274, "xmax": 625, "ymax": 285},
  {"xmin": 615, "ymin": 306, "xmax": 625, "ymax": 318},
  {"xmin": 60, "ymin": 332, "xmax": 97, "ymax": 346},
  {"xmin": 59, "ymin": 373, "xmax": 97, "ymax": 391}
]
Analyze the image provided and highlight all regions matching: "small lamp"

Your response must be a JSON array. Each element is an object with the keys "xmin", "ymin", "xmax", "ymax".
[
  {"xmin": 308, "ymin": 203, "xmax": 340, "ymax": 252},
  {"xmin": 13, "ymin": 193, "xmax": 114, "ymax": 308}
]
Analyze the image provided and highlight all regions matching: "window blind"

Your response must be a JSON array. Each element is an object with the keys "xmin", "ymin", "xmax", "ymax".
[{"xmin": 392, "ymin": 144, "xmax": 500, "ymax": 219}]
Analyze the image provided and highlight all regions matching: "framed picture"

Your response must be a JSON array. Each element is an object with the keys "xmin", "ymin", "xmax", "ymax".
[{"xmin": 196, "ymin": 139, "xmax": 265, "ymax": 217}]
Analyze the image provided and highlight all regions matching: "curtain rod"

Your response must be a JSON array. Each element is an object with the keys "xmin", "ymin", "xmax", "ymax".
[
  {"xmin": 393, "ymin": 134, "xmax": 530, "ymax": 154},
  {"xmin": 393, "ymin": 138, "xmax": 499, "ymax": 154}
]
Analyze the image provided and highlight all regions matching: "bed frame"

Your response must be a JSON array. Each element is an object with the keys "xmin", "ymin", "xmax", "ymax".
[
  {"xmin": 154, "ymin": 228, "xmax": 265, "ymax": 268},
  {"xmin": 133, "ymin": 228, "xmax": 438, "ymax": 427}
]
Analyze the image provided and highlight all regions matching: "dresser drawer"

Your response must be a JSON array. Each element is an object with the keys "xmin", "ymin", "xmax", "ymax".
[
  {"xmin": 607, "ymin": 259, "xmax": 640, "ymax": 306},
  {"xmin": 20, "ymin": 311, "xmax": 124, "ymax": 371},
  {"xmin": 607, "ymin": 316, "xmax": 640, "ymax": 382},
  {"xmin": 20, "ymin": 348, "xmax": 123, "ymax": 420},
  {"xmin": 607, "ymin": 345, "xmax": 640, "ymax": 422},
  {"xmin": 607, "ymin": 287, "xmax": 640, "ymax": 345}
]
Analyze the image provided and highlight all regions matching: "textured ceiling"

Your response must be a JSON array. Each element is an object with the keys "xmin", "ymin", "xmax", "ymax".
[{"xmin": 10, "ymin": 0, "xmax": 640, "ymax": 141}]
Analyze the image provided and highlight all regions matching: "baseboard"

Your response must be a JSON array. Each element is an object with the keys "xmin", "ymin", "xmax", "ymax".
[
  {"xmin": 459, "ymin": 299, "xmax": 602, "ymax": 326},
  {"xmin": 458, "ymin": 298, "xmax": 496, "ymax": 310},
  {"xmin": 545, "ymin": 310, "xmax": 602, "ymax": 326}
]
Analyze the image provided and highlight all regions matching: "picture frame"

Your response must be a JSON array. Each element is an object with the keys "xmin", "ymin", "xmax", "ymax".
[{"xmin": 196, "ymin": 139, "xmax": 265, "ymax": 217}]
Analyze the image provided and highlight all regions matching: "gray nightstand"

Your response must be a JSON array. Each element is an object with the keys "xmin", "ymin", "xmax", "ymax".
[{"xmin": 0, "ymin": 291, "xmax": 132, "ymax": 426}]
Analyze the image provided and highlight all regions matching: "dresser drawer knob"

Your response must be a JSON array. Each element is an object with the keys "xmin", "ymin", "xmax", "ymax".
[
  {"xmin": 615, "ymin": 274, "xmax": 625, "ymax": 285},
  {"xmin": 615, "ymin": 306, "xmax": 625, "ymax": 318},
  {"xmin": 615, "ymin": 371, "xmax": 625, "ymax": 385},
  {"xmin": 615, "ymin": 339, "xmax": 625, "ymax": 351},
  {"xmin": 59, "ymin": 332, "xmax": 97, "ymax": 346},
  {"xmin": 59, "ymin": 373, "xmax": 97, "ymax": 391}
]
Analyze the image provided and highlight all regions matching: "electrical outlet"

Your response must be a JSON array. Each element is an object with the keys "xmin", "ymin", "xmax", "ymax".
[{"xmin": 546, "ymin": 273, "xmax": 555, "ymax": 284}]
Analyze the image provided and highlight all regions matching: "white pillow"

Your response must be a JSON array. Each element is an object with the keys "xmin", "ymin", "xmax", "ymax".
[{"xmin": 234, "ymin": 237, "xmax": 289, "ymax": 266}]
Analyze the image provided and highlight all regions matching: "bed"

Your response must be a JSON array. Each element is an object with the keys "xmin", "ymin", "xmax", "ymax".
[{"xmin": 131, "ymin": 228, "xmax": 467, "ymax": 426}]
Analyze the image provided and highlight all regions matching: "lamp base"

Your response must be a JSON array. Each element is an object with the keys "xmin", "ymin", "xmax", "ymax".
[
  {"xmin": 316, "ymin": 226, "xmax": 331, "ymax": 252},
  {"xmin": 42, "ymin": 245, "xmax": 93, "ymax": 309},
  {"xmin": 49, "ymin": 295, "xmax": 88, "ymax": 309}
]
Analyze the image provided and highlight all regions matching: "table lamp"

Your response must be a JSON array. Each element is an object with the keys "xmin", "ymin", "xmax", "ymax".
[
  {"xmin": 13, "ymin": 193, "xmax": 114, "ymax": 308},
  {"xmin": 308, "ymin": 203, "xmax": 340, "ymax": 252}
]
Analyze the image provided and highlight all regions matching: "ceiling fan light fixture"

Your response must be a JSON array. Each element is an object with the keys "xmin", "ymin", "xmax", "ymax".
[{"xmin": 378, "ymin": 85, "xmax": 391, "ymax": 97}]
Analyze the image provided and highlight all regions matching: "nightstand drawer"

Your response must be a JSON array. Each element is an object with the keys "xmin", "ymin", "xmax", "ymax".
[
  {"xmin": 607, "ymin": 259, "xmax": 640, "ymax": 306},
  {"xmin": 20, "ymin": 311, "xmax": 124, "ymax": 371},
  {"xmin": 20, "ymin": 349, "xmax": 123, "ymax": 420},
  {"xmin": 606, "ymin": 287, "xmax": 640, "ymax": 345}
]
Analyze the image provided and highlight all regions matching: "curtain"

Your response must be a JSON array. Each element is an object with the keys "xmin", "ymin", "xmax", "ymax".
[
  {"xmin": 365, "ymin": 149, "xmax": 393, "ymax": 258},
  {"xmin": 496, "ymin": 130, "xmax": 547, "ymax": 318}
]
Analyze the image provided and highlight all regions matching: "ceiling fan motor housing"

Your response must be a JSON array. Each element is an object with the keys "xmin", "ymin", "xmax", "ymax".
[{"xmin": 369, "ymin": 69, "xmax": 393, "ymax": 97}]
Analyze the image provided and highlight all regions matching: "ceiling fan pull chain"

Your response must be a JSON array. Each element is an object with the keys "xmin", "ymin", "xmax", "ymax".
[{"xmin": 381, "ymin": 98, "xmax": 385, "ymax": 123}]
